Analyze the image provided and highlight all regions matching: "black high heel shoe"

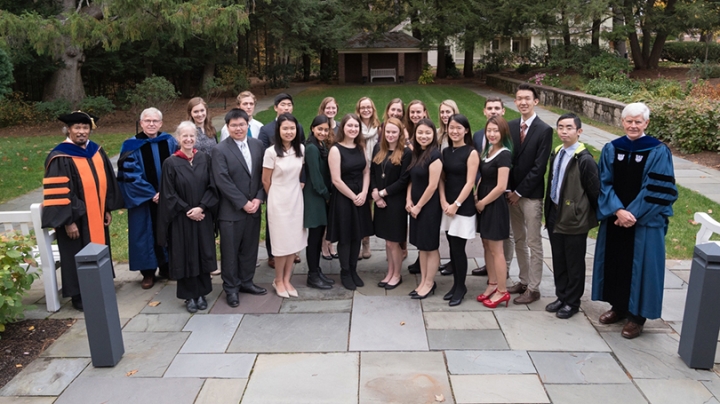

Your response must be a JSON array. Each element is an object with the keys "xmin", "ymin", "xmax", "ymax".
[
  {"xmin": 443, "ymin": 286, "xmax": 456, "ymax": 301},
  {"xmin": 411, "ymin": 282, "xmax": 437, "ymax": 300},
  {"xmin": 408, "ymin": 290, "xmax": 418, "ymax": 297},
  {"xmin": 449, "ymin": 289, "xmax": 467, "ymax": 307}
]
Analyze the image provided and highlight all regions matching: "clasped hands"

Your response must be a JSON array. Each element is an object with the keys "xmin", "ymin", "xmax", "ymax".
[
  {"xmin": 405, "ymin": 200, "xmax": 421, "ymax": 218},
  {"xmin": 186, "ymin": 207, "xmax": 205, "ymax": 221},
  {"xmin": 371, "ymin": 189, "xmax": 387, "ymax": 208},
  {"xmin": 614, "ymin": 209, "xmax": 636, "ymax": 228},
  {"xmin": 243, "ymin": 198, "xmax": 262, "ymax": 215}
]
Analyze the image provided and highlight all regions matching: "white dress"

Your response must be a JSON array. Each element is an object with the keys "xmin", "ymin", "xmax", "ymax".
[{"xmin": 263, "ymin": 144, "xmax": 307, "ymax": 256}]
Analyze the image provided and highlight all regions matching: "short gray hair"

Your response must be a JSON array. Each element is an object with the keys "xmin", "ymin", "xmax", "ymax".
[
  {"xmin": 622, "ymin": 103, "xmax": 650, "ymax": 121},
  {"xmin": 140, "ymin": 107, "xmax": 163, "ymax": 121},
  {"xmin": 174, "ymin": 121, "xmax": 197, "ymax": 139}
]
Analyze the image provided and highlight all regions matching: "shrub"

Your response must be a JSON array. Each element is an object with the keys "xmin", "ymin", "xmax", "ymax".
[
  {"xmin": 515, "ymin": 63, "xmax": 532, "ymax": 74},
  {"xmin": 521, "ymin": 45, "xmax": 548, "ymax": 66},
  {"xmin": 217, "ymin": 64, "xmax": 250, "ymax": 95},
  {"xmin": 35, "ymin": 99, "xmax": 72, "ymax": 121},
  {"xmin": 688, "ymin": 59, "xmax": 720, "ymax": 80},
  {"xmin": 0, "ymin": 48, "xmax": 13, "ymax": 100},
  {"xmin": 482, "ymin": 50, "xmax": 515, "ymax": 73},
  {"xmin": 79, "ymin": 96, "xmax": 115, "ymax": 117},
  {"xmin": 548, "ymin": 43, "xmax": 596, "ymax": 72},
  {"xmin": 583, "ymin": 53, "xmax": 630, "ymax": 80},
  {"xmin": 689, "ymin": 81, "xmax": 720, "ymax": 100},
  {"xmin": 0, "ymin": 232, "xmax": 39, "ymax": 334},
  {"xmin": 662, "ymin": 41, "xmax": 720, "ymax": 64},
  {"xmin": 0, "ymin": 93, "xmax": 37, "ymax": 127},
  {"xmin": 125, "ymin": 75, "xmax": 179, "ymax": 113},
  {"xmin": 418, "ymin": 64, "xmax": 434, "ymax": 85},
  {"xmin": 584, "ymin": 77, "xmax": 641, "ymax": 102},
  {"xmin": 648, "ymin": 99, "xmax": 720, "ymax": 154},
  {"xmin": 267, "ymin": 63, "xmax": 295, "ymax": 89}
]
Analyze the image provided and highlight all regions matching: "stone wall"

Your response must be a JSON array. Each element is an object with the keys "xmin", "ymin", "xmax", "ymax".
[{"xmin": 486, "ymin": 74, "xmax": 627, "ymax": 127}]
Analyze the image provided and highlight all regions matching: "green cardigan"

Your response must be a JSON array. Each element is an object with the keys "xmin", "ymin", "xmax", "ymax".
[{"xmin": 303, "ymin": 141, "xmax": 332, "ymax": 228}]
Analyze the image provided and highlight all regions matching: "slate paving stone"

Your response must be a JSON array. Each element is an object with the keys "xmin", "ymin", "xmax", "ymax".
[
  {"xmin": 140, "ymin": 284, "xmax": 195, "ymax": 314},
  {"xmin": 123, "ymin": 313, "xmax": 191, "ymax": 332},
  {"xmin": 529, "ymin": 352, "xmax": 630, "ymax": 384},
  {"xmin": 242, "ymin": 353, "xmax": 359, "ymax": 404},
  {"xmin": 0, "ymin": 399, "xmax": 56, "ymax": 404},
  {"xmin": 423, "ymin": 311, "xmax": 498, "ymax": 330},
  {"xmin": 427, "ymin": 330, "xmax": 509, "ymax": 350},
  {"xmin": 602, "ymin": 332, "xmax": 716, "ymax": 380},
  {"xmin": 496, "ymin": 310, "xmax": 610, "ymax": 351},
  {"xmin": 210, "ymin": 289, "xmax": 282, "ymax": 314},
  {"xmin": 359, "ymin": 352, "xmax": 454, "ymax": 403},
  {"xmin": 180, "ymin": 314, "xmax": 243, "ymax": 353},
  {"xmin": 227, "ymin": 313, "xmax": 349, "ymax": 353},
  {"xmin": 421, "ymin": 295, "xmax": 527, "ymax": 312},
  {"xmin": 164, "ymin": 353, "xmax": 256, "ymax": 378},
  {"xmin": 445, "ymin": 350, "xmax": 535, "ymax": 375},
  {"xmin": 450, "ymin": 374, "xmax": 549, "ymax": 403},
  {"xmin": 41, "ymin": 320, "xmax": 90, "ymax": 357},
  {"xmin": 279, "ymin": 299, "xmax": 352, "ymax": 313},
  {"xmin": 702, "ymin": 378, "xmax": 720, "ymax": 399},
  {"xmin": 114, "ymin": 281, "xmax": 162, "ymax": 318},
  {"xmin": 0, "ymin": 358, "xmax": 89, "ymax": 396},
  {"xmin": 661, "ymin": 288, "xmax": 688, "ymax": 322},
  {"xmin": 80, "ymin": 331, "xmax": 188, "ymax": 378},
  {"xmin": 664, "ymin": 269, "xmax": 685, "ymax": 289},
  {"xmin": 195, "ymin": 379, "xmax": 247, "ymax": 404},
  {"xmin": 544, "ymin": 384, "xmax": 648, "ymax": 404},
  {"xmin": 635, "ymin": 379, "xmax": 718, "ymax": 404},
  {"xmin": 349, "ymin": 295, "xmax": 428, "ymax": 351},
  {"xmin": 672, "ymin": 270, "xmax": 690, "ymax": 283},
  {"xmin": 54, "ymin": 377, "xmax": 204, "ymax": 404}
]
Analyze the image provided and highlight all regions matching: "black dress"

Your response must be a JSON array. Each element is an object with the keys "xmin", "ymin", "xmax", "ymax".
[
  {"xmin": 442, "ymin": 145, "xmax": 476, "ymax": 217},
  {"xmin": 157, "ymin": 151, "xmax": 218, "ymax": 299},
  {"xmin": 477, "ymin": 148, "xmax": 512, "ymax": 241},
  {"xmin": 409, "ymin": 148, "xmax": 442, "ymax": 250},
  {"xmin": 370, "ymin": 145, "xmax": 411, "ymax": 242},
  {"xmin": 326, "ymin": 144, "xmax": 373, "ymax": 243}
]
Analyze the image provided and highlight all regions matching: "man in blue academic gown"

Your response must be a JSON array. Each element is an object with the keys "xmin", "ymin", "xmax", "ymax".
[
  {"xmin": 592, "ymin": 102, "xmax": 677, "ymax": 339},
  {"xmin": 117, "ymin": 107, "xmax": 177, "ymax": 289}
]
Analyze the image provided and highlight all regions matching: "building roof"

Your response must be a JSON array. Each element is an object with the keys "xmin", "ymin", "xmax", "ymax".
[{"xmin": 343, "ymin": 31, "xmax": 422, "ymax": 49}]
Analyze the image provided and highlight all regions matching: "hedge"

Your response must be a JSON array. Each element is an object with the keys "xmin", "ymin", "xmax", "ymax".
[
  {"xmin": 648, "ymin": 98, "xmax": 720, "ymax": 154},
  {"xmin": 661, "ymin": 42, "xmax": 720, "ymax": 64}
]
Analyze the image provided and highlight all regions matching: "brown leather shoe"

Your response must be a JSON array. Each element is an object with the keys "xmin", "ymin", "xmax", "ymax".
[
  {"xmin": 268, "ymin": 257, "xmax": 275, "ymax": 269},
  {"xmin": 141, "ymin": 275, "xmax": 154, "ymax": 289},
  {"xmin": 621, "ymin": 321, "xmax": 643, "ymax": 339},
  {"xmin": 513, "ymin": 289, "xmax": 540, "ymax": 304},
  {"xmin": 506, "ymin": 282, "xmax": 527, "ymax": 294},
  {"xmin": 599, "ymin": 309, "xmax": 626, "ymax": 325}
]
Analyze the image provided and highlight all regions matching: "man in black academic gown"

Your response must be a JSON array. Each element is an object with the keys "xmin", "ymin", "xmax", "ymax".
[{"xmin": 41, "ymin": 111, "xmax": 124, "ymax": 311}]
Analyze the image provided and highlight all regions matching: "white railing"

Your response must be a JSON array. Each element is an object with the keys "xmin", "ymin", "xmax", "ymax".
[
  {"xmin": 370, "ymin": 68, "xmax": 396, "ymax": 82},
  {"xmin": 0, "ymin": 203, "xmax": 61, "ymax": 312},
  {"xmin": 695, "ymin": 212, "xmax": 720, "ymax": 246}
]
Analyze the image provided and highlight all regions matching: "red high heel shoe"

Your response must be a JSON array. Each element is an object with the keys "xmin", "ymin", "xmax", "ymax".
[
  {"xmin": 476, "ymin": 283, "xmax": 498, "ymax": 302},
  {"xmin": 482, "ymin": 291, "xmax": 511, "ymax": 308}
]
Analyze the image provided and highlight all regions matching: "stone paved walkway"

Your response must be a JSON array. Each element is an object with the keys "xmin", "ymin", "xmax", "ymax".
[{"xmin": 2, "ymin": 84, "xmax": 720, "ymax": 403}]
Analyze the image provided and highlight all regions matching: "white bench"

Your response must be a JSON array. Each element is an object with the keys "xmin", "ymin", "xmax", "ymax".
[
  {"xmin": 0, "ymin": 203, "xmax": 61, "ymax": 312},
  {"xmin": 695, "ymin": 212, "xmax": 720, "ymax": 246},
  {"xmin": 370, "ymin": 68, "xmax": 396, "ymax": 82}
]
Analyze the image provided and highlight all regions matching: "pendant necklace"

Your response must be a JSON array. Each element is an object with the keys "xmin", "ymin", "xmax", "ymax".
[{"xmin": 381, "ymin": 157, "xmax": 389, "ymax": 179}]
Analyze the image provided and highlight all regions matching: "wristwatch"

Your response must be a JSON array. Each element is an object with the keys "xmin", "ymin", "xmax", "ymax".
[{"xmin": 454, "ymin": 201, "xmax": 462, "ymax": 207}]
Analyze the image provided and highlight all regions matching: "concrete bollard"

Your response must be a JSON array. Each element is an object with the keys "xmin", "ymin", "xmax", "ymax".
[
  {"xmin": 76, "ymin": 243, "xmax": 124, "ymax": 367},
  {"xmin": 678, "ymin": 242, "xmax": 720, "ymax": 369}
]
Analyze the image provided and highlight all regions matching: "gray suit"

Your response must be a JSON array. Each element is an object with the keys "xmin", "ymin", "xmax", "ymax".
[{"xmin": 211, "ymin": 137, "xmax": 266, "ymax": 294}]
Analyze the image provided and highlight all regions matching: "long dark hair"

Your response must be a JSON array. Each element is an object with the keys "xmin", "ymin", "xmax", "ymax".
[
  {"xmin": 335, "ymin": 113, "xmax": 365, "ymax": 153},
  {"xmin": 408, "ymin": 118, "xmax": 438, "ymax": 169},
  {"xmin": 448, "ymin": 114, "xmax": 472, "ymax": 146},
  {"xmin": 482, "ymin": 116, "xmax": 513, "ymax": 158},
  {"xmin": 274, "ymin": 113, "xmax": 303, "ymax": 157},
  {"xmin": 307, "ymin": 114, "xmax": 332, "ymax": 159}
]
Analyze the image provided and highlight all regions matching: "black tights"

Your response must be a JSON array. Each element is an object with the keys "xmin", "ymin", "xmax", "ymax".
[
  {"xmin": 447, "ymin": 234, "xmax": 468, "ymax": 297},
  {"xmin": 337, "ymin": 240, "xmax": 361, "ymax": 272},
  {"xmin": 307, "ymin": 226, "xmax": 326, "ymax": 274}
]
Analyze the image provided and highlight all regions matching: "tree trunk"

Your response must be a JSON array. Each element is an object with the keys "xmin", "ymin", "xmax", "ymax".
[
  {"xmin": 436, "ymin": 41, "xmax": 447, "ymax": 78},
  {"xmin": 463, "ymin": 48, "xmax": 474, "ymax": 78},
  {"xmin": 646, "ymin": 32, "xmax": 668, "ymax": 69},
  {"xmin": 612, "ymin": 5, "xmax": 627, "ymax": 57},
  {"xmin": 200, "ymin": 62, "xmax": 216, "ymax": 95},
  {"xmin": 43, "ymin": 40, "xmax": 86, "ymax": 106},
  {"xmin": 302, "ymin": 53, "xmax": 310, "ymax": 82},
  {"xmin": 591, "ymin": 19, "xmax": 601, "ymax": 52}
]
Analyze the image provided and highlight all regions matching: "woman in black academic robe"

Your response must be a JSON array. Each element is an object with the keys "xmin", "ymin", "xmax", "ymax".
[{"xmin": 158, "ymin": 121, "xmax": 219, "ymax": 313}]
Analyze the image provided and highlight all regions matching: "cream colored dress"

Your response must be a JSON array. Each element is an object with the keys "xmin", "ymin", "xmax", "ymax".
[{"xmin": 263, "ymin": 144, "xmax": 307, "ymax": 256}]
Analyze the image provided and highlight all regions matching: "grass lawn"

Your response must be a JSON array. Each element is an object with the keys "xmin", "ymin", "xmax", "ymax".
[
  {"xmin": 0, "ymin": 133, "xmax": 129, "ymax": 204},
  {"xmin": 545, "ymin": 105, "xmax": 720, "ymax": 259}
]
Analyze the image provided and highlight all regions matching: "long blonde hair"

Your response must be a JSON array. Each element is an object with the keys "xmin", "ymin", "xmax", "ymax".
[
  {"xmin": 355, "ymin": 97, "xmax": 381, "ymax": 129},
  {"xmin": 437, "ymin": 99, "xmax": 460, "ymax": 141},
  {"xmin": 373, "ymin": 117, "xmax": 406, "ymax": 166}
]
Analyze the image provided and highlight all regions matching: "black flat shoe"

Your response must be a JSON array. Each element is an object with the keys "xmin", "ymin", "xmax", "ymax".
[
  {"xmin": 322, "ymin": 253, "xmax": 333, "ymax": 260},
  {"xmin": 331, "ymin": 253, "xmax": 339, "ymax": 259},
  {"xmin": 197, "ymin": 296, "xmax": 208, "ymax": 310},
  {"xmin": 186, "ymin": 298, "xmax": 198, "ymax": 313},
  {"xmin": 384, "ymin": 278, "xmax": 403, "ymax": 290},
  {"xmin": 378, "ymin": 281, "xmax": 388, "ymax": 287}
]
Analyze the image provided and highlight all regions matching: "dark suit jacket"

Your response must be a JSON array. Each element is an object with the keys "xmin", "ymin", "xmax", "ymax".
[
  {"xmin": 508, "ymin": 116, "xmax": 553, "ymax": 199},
  {"xmin": 211, "ymin": 137, "xmax": 267, "ymax": 221},
  {"xmin": 257, "ymin": 120, "xmax": 306, "ymax": 149}
]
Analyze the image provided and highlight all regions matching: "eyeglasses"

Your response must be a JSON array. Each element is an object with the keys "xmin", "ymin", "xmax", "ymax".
[{"xmin": 229, "ymin": 124, "xmax": 247, "ymax": 129}]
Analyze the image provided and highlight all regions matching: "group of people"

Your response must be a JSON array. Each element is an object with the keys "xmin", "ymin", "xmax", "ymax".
[{"xmin": 41, "ymin": 83, "xmax": 677, "ymax": 340}]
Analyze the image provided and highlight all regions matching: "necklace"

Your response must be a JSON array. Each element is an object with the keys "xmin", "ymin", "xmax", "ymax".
[{"xmin": 380, "ymin": 151, "xmax": 393, "ymax": 179}]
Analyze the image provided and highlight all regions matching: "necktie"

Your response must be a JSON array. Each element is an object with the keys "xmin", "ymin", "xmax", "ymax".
[
  {"xmin": 551, "ymin": 150, "xmax": 565, "ymax": 204},
  {"xmin": 520, "ymin": 122, "xmax": 528, "ymax": 144},
  {"xmin": 240, "ymin": 142, "xmax": 252, "ymax": 174}
]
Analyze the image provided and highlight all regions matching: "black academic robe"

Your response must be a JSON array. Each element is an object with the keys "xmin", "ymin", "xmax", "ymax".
[
  {"xmin": 41, "ymin": 141, "xmax": 124, "ymax": 297},
  {"xmin": 157, "ymin": 152, "xmax": 219, "ymax": 280}
]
